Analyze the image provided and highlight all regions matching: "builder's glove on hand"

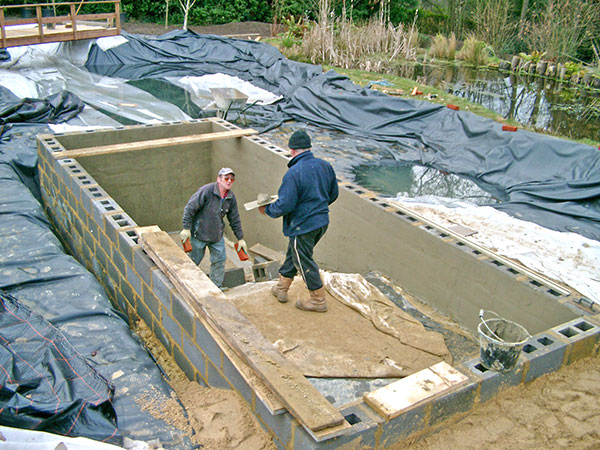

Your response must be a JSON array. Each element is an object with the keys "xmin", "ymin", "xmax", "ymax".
[
  {"xmin": 237, "ymin": 239, "xmax": 248, "ymax": 254},
  {"xmin": 180, "ymin": 229, "xmax": 191, "ymax": 242}
]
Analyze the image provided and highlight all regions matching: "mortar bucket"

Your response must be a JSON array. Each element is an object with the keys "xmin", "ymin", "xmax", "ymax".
[{"xmin": 477, "ymin": 310, "xmax": 530, "ymax": 373}]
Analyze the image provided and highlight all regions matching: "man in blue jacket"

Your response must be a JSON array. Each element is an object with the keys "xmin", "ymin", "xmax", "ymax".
[
  {"xmin": 180, "ymin": 167, "xmax": 247, "ymax": 288},
  {"xmin": 259, "ymin": 130, "xmax": 338, "ymax": 312}
]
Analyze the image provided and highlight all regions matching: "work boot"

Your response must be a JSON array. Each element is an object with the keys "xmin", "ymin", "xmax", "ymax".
[
  {"xmin": 295, "ymin": 287, "xmax": 327, "ymax": 313},
  {"xmin": 271, "ymin": 275, "xmax": 294, "ymax": 303}
]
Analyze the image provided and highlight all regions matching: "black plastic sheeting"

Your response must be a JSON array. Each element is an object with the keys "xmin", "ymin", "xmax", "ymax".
[
  {"xmin": 85, "ymin": 30, "xmax": 600, "ymax": 241},
  {"xmin": 0, "ymin": 86, "xmax": 84, "ymax": 125},
  {"xmin": 0, "ymin": 125, "xmax": 195, "ymax": 448},
  {"xmin": 0, "ymin": 290, "xmax": 120, "ymax": 444}
]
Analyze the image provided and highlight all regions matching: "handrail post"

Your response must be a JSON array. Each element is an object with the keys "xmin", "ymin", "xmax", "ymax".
[
  {"xmin": 0, "ymin": 8, "xmax": 6, "ymax": 49},
  {"xmin": 36, "ymin": 5, "xmax": 43, "ymax": 42},
  {"xmin": 115, "ymin": 1, "xmax": 121, "ymax": 33},
  {"xmin": 70, "ymin": 3, "xmax": 77, "ymax": 39}
]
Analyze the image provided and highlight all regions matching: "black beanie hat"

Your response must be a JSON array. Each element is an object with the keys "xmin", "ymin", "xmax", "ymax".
[{"xmin": 288, "ymin": 130, "xmax": 312, "ymax": 149}]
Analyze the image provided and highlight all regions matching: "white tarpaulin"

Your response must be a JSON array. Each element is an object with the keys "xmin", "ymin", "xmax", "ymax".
[{"xmin": 395, "ymin": 196, "xmax": 600, "ymax": 305}]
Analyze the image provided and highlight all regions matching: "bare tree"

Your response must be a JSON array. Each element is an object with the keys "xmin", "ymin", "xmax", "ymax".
[{"xmin": 178, "ymin": 0, "xmax": 198, "ymax": 30}]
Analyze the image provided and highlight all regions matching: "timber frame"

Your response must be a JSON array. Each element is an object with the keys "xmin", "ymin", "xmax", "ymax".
[{"xmin": 0, "ymin": 1, "xmax": 121, "ymax": 49}]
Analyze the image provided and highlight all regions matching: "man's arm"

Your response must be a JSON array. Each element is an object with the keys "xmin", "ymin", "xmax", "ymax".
[
  {"xmin": 265, "ymin": 172, "xmax": 298, "ymax": 218},
  {"xmin": 226, "ymin": 197, "xmax": 244, "ymax": 240},
  {"xmin": 182, "ymin": 188, "xmax": 205, "ymax": 229},
  {"xmin": 328, "ymin": 167, "xmax": 339, "ymax": 205}
]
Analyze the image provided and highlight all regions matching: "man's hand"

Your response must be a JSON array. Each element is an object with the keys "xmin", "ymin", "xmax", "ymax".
[
  {"xmin": 258, "ymin": 206, "xmax": 266, "ymax": 215},
  {"xmin": 237, "ymin": 239, "xmax": 248, "ymax": 254},
  {"xmin": 179, "ymin": 229, "xmax": 191, "ymax": 242}
]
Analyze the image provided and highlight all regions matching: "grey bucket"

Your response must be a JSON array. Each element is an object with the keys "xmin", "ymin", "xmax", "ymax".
[{"xmin": 478, "ymin": 310, "xmax": 530, "ymax": 373}]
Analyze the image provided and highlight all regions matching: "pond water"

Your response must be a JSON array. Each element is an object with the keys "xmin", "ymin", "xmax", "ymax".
[{"xmin": 395, "ymin": 63, "xmax": 600, "ymax": 142}]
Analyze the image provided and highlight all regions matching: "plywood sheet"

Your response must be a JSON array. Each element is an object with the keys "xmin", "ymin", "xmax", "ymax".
[{"xmin": 363, "ymin": 361, "xmax": 468, "ymax": 420}]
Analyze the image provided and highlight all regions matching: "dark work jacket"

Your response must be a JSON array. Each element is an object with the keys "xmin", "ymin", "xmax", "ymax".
[
  {"xmin": 265, "ymin": 151, "xmax": 338, "ymax": 237},
  {"xmin": 182, "ymin": 182, "xmax": 243, "ymax": 243}
]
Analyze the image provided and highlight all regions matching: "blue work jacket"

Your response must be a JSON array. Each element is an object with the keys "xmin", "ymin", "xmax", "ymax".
[{"xmin": 265, "ymin": 151, "xmax": 338, "ymax": 237}]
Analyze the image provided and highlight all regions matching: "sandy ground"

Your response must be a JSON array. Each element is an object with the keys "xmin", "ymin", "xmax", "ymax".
[
  {"xmin": 121, "ymin": 21, "xmax": 600, "ymax": 449},
  {"xmin": 134, "ymin": 319, "xmax": 276, "ymax": 449}
]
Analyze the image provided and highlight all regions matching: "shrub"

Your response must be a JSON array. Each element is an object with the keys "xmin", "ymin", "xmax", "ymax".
[{"xmin": 457, "ymin": 36, "xmax": 492, "ymax": 66}]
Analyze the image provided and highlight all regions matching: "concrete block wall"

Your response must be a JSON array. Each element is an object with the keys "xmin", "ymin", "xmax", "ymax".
[{"xmin": 36, "ymin": 122, "xmax": 600, "ymax": 449}]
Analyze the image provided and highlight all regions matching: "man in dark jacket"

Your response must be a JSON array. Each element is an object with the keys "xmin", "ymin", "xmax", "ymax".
[
  {"xmin": 259, "ymin": 130, "xmax": 338, "ymax": 312},
  {"xmin": 180, "ymin": 167, "xmax": 247, "ymax": 288}
]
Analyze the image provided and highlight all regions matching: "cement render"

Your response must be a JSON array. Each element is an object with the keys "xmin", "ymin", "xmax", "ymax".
[{"xmin": 36, "ymin": 119, "xmax": 599, "ymax": 449}]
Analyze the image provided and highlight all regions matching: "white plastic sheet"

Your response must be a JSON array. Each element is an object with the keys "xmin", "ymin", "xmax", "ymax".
[{"xmin": 395, "ymin": 196, "xmax": 600, "ymax": 305}]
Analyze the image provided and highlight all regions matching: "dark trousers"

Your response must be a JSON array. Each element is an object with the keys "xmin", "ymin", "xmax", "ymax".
[{"xmin": 279, "ymin": 225, "xmax": 328, "ymax": 291}]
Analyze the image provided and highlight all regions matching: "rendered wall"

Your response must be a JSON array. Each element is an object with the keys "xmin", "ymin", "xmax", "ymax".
[
  {"xmin": 210, "ymin": 124, "xmax": 579, "ymax": 334},
  {"xmin": 36, "ymin": 119, "xmax": 600, "ymax": 450}
]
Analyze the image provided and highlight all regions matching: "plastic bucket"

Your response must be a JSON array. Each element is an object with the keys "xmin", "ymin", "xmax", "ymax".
[{"xmin": 477, "ymin": 310, "xmax": 530, "ymax": 372}]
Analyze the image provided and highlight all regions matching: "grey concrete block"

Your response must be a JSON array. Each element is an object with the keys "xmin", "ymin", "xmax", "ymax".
[
  {"xmin": 91, "ymin": 198, "xmax": 121, "ymax": 233},
  {"xmin": 251, "ymin": 403, "xmax": 293, "ymax": 450},
  {"xmin": 172, "ymin": 294, "xmax": 195, "ymax": 337},
  {"xmin": 142, "ymin": 282, "xmax": 160, "ymax": 321},
  {"xmin": 154, "ymin": 320, "xmax": 174, "ymax": 354},
  {"xmin": 151, "ymin": 270, "xmax": 173, "ymax": 309},
  {"xmin": 206, "ymin": 361, "xmax": 230, "ymax": 389},
  {"xmin": 173, "ymin": 343, "xmax": 195, "ymax": 381},
  {"xmin": 222, "ymin": 267, "xmax": 246, "ymax": 288},
  {"xmin": 378, "ymin": 401, "xmax": 428, "ymax": 447},
  {"xmin": 111, "ymin": 249, "xmax": 126, "ymax": 279},
  {"xmin": 126, "ymin": 263, "xmax": 143, "ymax": 297},
  {"xmin": 81, "ymin": 185, "xmax": 109, "ymax": 215},
  {"xmin": 222, "ymin": 353, "xmax": 253, "ymax": 405},
  {"xmin": 428, "ymin": 381, "xmax": 478, "ymax": 426},
  {"xmin": 133, "ymin": 247, "xmax": 155, "ymax": 288},
  {"xmin": 137, "ymin": 297, "xmax": 153, "ymax": 329},
  {"xmin": 549, "ymin": 318, "xmax": 600, "ymax": 364},
  {"xmin": 118, "ymin": 230, "xmax": 138, "ymax": 266},
  {"xmin": 462, "ymin": 357, "xmax": 525, "ymax": 404},
  {"xmin": 98, "ymin": 230, "xmax": 113, "ymax": 260},
  {"xmin": 183, "ymin": 335, "xmax": 206, "ymax": 379},
  {"xmin": 253, "ymin": 260, "xmax": 282, "ymax": 282},
  {"xmin": 521, "ymin": 333, "xmax": 568, "ymax": 383},
  {"xmin": 107, "ymin": 261, "xmax": 120, "ymax": 289},
  {"xmin": 307, "ymin": 404, "xmax": 379, "ymax": 448},
  {"xmin": 104, "ymin": 211, "xmax": 137, "ymax": 243},
  {"xmin": 195, "ymin": 320, "xmax": 221, "ymax": 368}
]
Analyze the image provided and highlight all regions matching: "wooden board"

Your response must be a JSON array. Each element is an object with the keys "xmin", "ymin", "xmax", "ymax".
[
  {"xmin": 139, "ymin": 230, "xmax": 345, "ymax": 432},
  {"xmin": 248, "ymin": 243, "xmax": 285, "ymax": 262},
  {"xmin": 52, "ymin": 128, "xmax": 258, "ymax": 159},
  {"xmin": 363, "ymin": 361, "xmax": 468, "ymax": 420}
]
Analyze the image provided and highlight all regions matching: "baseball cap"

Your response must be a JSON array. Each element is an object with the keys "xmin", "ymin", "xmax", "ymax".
[{"xmin": 218, "ymin": 167, "xmax": 235, "ymax": 177}]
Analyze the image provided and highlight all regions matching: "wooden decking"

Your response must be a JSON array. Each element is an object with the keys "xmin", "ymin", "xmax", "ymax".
[{"xmin": 1, "ymin": 1, "xmax": 121, "ymax": 49}]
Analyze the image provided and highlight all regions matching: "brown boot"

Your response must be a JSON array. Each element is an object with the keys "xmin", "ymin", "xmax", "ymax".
[
  {"xmin": 271, "ymin": 275, "xmax": 294, "ymax": 303},
  {"xmin": 295, "ymin": 287, "xmax": 328, "ymax": 313}
]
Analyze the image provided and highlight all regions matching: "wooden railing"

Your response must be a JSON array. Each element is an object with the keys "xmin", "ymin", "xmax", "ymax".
[{"xmin": 0, "ymin": 1, "xmax": 121, "ymax": 49}]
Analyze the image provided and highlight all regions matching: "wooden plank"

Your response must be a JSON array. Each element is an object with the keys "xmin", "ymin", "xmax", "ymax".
[
  {"xmin": 139, "ymin": 230, "xmax": 345, "ymax": 432},
  {"xmin": 52, "ymin": 128, "xmax": 258, "ymax": 159},
  {"xmin": 248, "ymin": 243, "xmax": 285, "ymax": 262},
  {"xmin": 363, "ymin": 361, "xmax": 468, "ymax": 420},
  {"xmin": 137, "ymin": 227, "xmax": 285, "ymax": 414}
]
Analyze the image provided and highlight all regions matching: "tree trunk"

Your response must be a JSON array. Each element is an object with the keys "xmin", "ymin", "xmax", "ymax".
[{"xmin": 519, "ymin": 0, "xmax": 529, "ymax": 36}]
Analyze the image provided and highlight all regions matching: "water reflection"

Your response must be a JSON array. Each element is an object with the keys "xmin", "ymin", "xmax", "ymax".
[
  {"xmin": 395, "ymin": 63, "xmax": 600, "ymax": 141},
  {"xmin": 264, "ymin": 125, "xmax": 497, "ymax": 205}
]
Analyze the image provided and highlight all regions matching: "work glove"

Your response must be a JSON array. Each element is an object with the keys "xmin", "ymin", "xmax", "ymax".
[
  {"xmin": 179, "ymin": 229, "xmax": 191, "ymax": 242},
  {"xmin": 237, "ymin": 239, "xmax": 248, "ymax": 254}
]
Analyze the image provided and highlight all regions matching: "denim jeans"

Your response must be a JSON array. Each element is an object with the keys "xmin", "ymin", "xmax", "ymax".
[{"xmin": 190, "ymin": 236, "xmax": 226, "ymax": 287}]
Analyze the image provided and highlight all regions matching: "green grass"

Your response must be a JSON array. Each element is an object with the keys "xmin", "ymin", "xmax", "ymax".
[{"xmin": 325, "ymin": 65, "xmax": 600, "ymax": 148}]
